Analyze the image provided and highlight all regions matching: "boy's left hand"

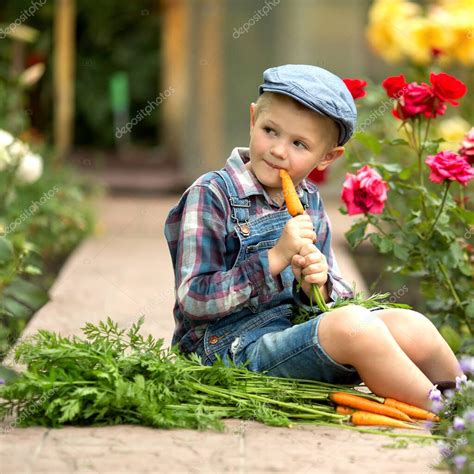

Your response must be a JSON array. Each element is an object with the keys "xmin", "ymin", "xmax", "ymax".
[{"xmin": 291, "ymin": 243, "xmax": 328, "ymax": 292}]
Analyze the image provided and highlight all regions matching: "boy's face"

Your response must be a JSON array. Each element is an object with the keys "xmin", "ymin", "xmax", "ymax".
[{"xmin": 247, "ymin": 94, "xmax": 344, "ymax": 200}]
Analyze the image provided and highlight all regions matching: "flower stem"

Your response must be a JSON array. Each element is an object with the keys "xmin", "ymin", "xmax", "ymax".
[
  {"xmin": 458, "ymin": 187, "xmax": 465, "ymax": 210},
  {"xmin": 425, "ymin": 182, "xmax": 450, "ymax": 240}
]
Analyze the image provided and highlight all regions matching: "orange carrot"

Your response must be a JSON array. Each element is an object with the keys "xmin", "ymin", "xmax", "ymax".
[
  {"xmin": 350, "ymin": 411, "xmax": 420, "ymax": 430},
  {"xmin": 383, "ymin": 398, "xmax": 440, "ymax": 422},
  {"xmin": 336, "ymin": 406, "xmax": 356, "ymax": 415},
  {"xmin": 329, "ymin": 392, "xmax": 412, "ymax": 422},
  {"xmin": 279, "ymin": 169, "xmax": 304, "ymax": 217}
]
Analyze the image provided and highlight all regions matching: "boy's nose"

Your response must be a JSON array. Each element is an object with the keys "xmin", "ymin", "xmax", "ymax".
[{"xmin": 270, "ymin": 143, "xmax": 287, "ymax": 159}]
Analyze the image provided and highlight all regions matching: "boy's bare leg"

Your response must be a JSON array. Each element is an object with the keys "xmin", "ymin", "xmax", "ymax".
[
  {"xmin": 370, "ymin": 308, "xmax": 464, "ymax": 382},
  {"xmin": 317, "ymin": 305, "xmax": 436, "ymax": 410}
]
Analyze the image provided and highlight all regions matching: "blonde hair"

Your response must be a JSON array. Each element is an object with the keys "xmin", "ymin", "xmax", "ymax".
[{"xmin": 254, "ymin": 92, "xmax": 340, "ymax": 148}]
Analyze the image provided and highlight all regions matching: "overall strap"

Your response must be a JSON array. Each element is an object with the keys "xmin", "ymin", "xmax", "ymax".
[
  {"xmin": 214, "ymin": 169, "xmax": 251, "ymax": 236},
  {"xmin": 300, "ymin": 186, "xmax": 310, "ymax": 211}
]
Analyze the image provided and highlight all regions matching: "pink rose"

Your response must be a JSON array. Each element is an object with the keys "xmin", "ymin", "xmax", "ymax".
[
  {"xmin": 425, "ymin": 151, "xmax": 474, "ymax": 187},
  {"xmin": 341, "ymin": 165, "xmax": 389, "ymax": 216},
  {"xmin": 459, "ymin": 127, "xmax": 474, "ymax": 165}
]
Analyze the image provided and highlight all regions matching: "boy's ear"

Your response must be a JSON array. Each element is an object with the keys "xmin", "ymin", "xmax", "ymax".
[
  {"xmin": 249, "ymin": 102, "xmax": 256, "ymax": 132},
  {"xmin": 316, "ymin": 146, "xmax": 345, "ymax": 171}
]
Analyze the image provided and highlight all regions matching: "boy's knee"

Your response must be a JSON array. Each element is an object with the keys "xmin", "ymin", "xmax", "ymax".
[
  {"xmin": 321, "ymin": 304, "xmax": 386, "ymax": 342},
  {"xmin": 317, "ymin": 305, "xmax": 387, "ymax": 366}
]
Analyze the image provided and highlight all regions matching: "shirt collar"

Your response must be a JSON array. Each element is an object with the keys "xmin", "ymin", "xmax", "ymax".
[{"xmin": 224, "ymin": 147, "xmax": 317, "ymax": 200}]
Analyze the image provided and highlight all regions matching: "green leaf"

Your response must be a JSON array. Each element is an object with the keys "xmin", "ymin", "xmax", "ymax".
[
  {"xmin": 0, "ymin": 237, "xmax": 14, "ymax": 264},
  {"xmin": 459, "ymin": 261, "xmax": 472, "ymax": 277},
  {"xmin": 399, "ymin": 168, "xmax": 412, "ymax": 181},
  {"xmin": 453, "ymin": 207, "xmax": 474, "ymax": 225},
  {"xmin": 354, "ymin": 132, "xmax": 382, "ymax": 154},
  {"xmin": 440, "ymin": 325, "xmax": 462, "ymax": 353},
  {"xmin": 369, "ymin": 233, "xmax": 393, "ymax": 253},
  {"xmin": 378, "ymin": 163, "xmax": 402, "ymax": 174},
  {"xmin": 465, "ymin": 301, "xmax": 474, "ymax": 320},
  {"xmin": 345, "ymin": 219, "xmax": 368, "ymax": 248},
  {"xmin": 58, "ymin": 399, "xmax": 81, "ymax": 423},
  {"xmin": 3, "ymin": 278, "xmax": 49, "ymax": 311},
  {"xmin": 2, "ymin": 297, "xmax": 32, "ymax": 319},
  {"xmin": 384, "ymin": 138, "xmax": 409, "ymax": 147},
  {"xmin": 423, "ymin": 139, "xmax": 443, "ymax": 155},
  {"xmin": 23, "ymin": 265, "xmax": 42, "ymax": 276},
  {"xmin": 393, "ymin": 243, "xmax": 409, "ymax": 260}
]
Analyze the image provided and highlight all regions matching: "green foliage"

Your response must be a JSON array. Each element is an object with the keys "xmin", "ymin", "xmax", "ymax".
[{"xmin": 0, "ymin": 139, "xmax": 97, "ymax": 366}]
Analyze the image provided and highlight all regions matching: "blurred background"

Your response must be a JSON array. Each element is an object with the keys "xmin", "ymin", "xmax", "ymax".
[
  {"xmin": 3, "ymin": 0, "xmax": 471, "ymax": 192},
  {"xmin": 0, "ymin": 0, "xmax": 473, "ymax": 368}
]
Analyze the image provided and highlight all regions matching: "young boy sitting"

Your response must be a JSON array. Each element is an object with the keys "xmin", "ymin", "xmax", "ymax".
[{"xmin": 164, "ymin": 64, "xmax": 464, "ymax": 410}]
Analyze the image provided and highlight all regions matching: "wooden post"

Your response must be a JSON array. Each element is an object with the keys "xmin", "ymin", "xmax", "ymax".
[
  {"xmin": 54, "ymin": 0, "xmax": 76, "ymax": 160},
  {"xmin": 195, "ymin": 0, "xmax": 224, "ymax": 177},
  {"xmin": 160, "ymin": 0, "xmax": 190, "ymax": 165}
]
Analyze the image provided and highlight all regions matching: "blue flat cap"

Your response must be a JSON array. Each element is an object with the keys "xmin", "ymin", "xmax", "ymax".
[{"xmin": 258, "ymin": 64, "xmax": 357, "ymax": 146}]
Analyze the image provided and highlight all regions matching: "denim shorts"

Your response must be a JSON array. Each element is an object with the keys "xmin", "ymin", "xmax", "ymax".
[{"xmin": 223, "ymin": 314, "xmax": 363, "ymax": 385}]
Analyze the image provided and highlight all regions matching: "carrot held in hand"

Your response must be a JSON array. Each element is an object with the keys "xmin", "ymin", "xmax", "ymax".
[
  {"xmin": 383, "ymin": 397, "xmax": 440, "ymax": 422},
  {"xmin": 329, "ymin": 392, "xmax": 412, "ymax": 422},
  {"xmin": 279, "ymin": 169, "xmax": 329, "ymax": 313},
  {"xmin": 279, "ymin": 169, "xmax": 305, "ymax": 217}
]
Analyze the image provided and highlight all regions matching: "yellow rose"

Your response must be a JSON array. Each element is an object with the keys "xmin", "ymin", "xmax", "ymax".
[
  {"xmin": 436, "ymin": 117, "xmax": 471, "ymax": 152},
  {"xmin": 401, "ymin": 17, "xmax": 456, "ymax": 65},
  {"xmin": 366, "ymin": 0, "xmax": 421, "ymax": 63},
  {"xmin": 429, "ymin": 5, "xmax": 474, "ymax": 65}
]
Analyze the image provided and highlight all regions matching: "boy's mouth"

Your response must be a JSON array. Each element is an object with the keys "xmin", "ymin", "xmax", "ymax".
[{"xmin": 263, "ymin": 160, "xmax": 283, "ymax": 170}]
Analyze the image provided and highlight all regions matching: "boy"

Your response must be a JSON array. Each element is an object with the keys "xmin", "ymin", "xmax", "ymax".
[{"xmin": 165, "ymin": 65, "xmax": 464, "ymax": 410}]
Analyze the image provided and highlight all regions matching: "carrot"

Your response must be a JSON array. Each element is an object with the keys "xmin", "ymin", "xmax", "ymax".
[
  {"xmin": 383, "ymin": 398, "xmax": 440, "ymax": 422},
  {"xmin": 336, "ymin": 405, "xmax": 355, "ymax": 415},
  {"xmin": 279, "ymin": 169, "xmax": 304, "ymax": 217},
  {"xmin": 350, "ymin": 410, "xmax": 420, "ymax": 430},
  {"xmin": 329, "ymin": 392, "xmax": 412, "ymax": 422}
]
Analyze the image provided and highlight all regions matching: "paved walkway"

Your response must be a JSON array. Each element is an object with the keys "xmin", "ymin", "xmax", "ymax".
[{"xmin": 1, "ymin": 196, "xmax": 445, "ymax": 473}]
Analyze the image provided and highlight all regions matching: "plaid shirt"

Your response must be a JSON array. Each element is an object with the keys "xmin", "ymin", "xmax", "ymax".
[{"xmin": 164, "ymin": 147, "xmax": 354, "ymax": 354}]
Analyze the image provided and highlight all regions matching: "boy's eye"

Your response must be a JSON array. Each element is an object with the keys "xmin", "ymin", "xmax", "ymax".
[
  {"xmin": 294, "ymin": 140, "xmax": 308, "ymax": 150},
  {"xmin": 263, "ymin": 126, "xmax": 275, "ymax": 135}
]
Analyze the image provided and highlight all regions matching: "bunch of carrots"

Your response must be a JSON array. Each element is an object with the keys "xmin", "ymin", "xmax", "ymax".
[{"xmin": 329, "ymin": 391, "xmax": 439, "ymax": 429}]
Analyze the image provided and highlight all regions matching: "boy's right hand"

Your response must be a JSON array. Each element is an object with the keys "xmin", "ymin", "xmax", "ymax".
[{"xmin": 269, "ymin": 214, "xmax": 316, "ymax": 272}]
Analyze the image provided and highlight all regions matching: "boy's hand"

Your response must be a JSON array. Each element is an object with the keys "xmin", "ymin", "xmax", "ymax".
[
  {"xmin": 291, "ymin": 243, "xmax": 328, "ymax": 294},
  {"xmin": 272, "ymin": 214, "xmax": 316, "ymax": 265}
]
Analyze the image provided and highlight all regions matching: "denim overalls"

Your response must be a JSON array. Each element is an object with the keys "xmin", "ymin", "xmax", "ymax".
[{"xmin": 193, "ymin": 167, "xmax": 311, "ymax": 366}]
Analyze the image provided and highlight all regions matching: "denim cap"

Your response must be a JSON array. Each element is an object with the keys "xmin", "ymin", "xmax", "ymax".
[{"xmin": 258, "ymin": 64, "xmax": 357, "ymax": 146}]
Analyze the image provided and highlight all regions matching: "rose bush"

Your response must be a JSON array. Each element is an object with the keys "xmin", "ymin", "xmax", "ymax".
[{"xmin": 340, "ymin": 72, "xmax": 473, "ymax": 349}]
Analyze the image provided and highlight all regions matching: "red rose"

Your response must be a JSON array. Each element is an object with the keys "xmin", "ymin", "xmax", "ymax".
[
  {"xmin": 343, "ymin": 78, "xmax": 367, "ymax": 99},
  {"xmin": 459, "ymin": 127, "xmax": 474, "ymax": 165},
  {"xmin": 425, "ymin": 151, "xmax": 474, "ymax": 187},
  {"xmin": 307, "ymin": 167, "xmax": 327, "ymax": 184},
  {"xmin": 382, "ymin": 75, "xmax": 407, "ymax": 99},
  {"xmin": 430, "ymin": 72, "xmax": 467, "ymax": 106},
  {"xmin": 396, "ymin": 83, "xmax": 434, "ymax": 119},
  {"xmin": 341, "ymin": 165, "xmax": 389, "ymax": 215}
]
